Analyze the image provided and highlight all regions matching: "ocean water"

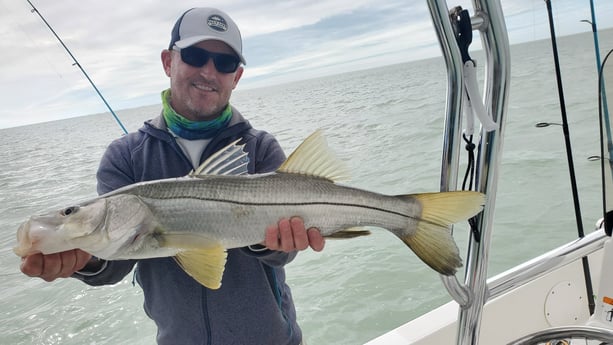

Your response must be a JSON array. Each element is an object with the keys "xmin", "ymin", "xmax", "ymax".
[{"xmin": 1, "ymin": 29, "xmax": 612, "ymax": 345}]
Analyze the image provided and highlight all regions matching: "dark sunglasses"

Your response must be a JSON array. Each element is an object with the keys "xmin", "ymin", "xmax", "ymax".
[{"xmin": 175, "ymin": 46, "xmax": 240, "ymax": 73}]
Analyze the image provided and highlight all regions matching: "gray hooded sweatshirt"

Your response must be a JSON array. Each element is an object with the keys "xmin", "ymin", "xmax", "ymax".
[{"xmin": 74, "ymin": 108, "xmax": 302, "ymax": 345}]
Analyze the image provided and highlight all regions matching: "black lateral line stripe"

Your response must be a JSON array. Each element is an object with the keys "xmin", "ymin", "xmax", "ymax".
[{"xmin": 152, "ymin": 195, "xmax": 414, "ymax": 219}]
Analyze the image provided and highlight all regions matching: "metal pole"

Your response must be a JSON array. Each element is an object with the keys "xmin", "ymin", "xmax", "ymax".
[
  {"xmin": 452, "ymin": 0, "xmax": 510, "ymax": 343},
  {"xmin": 426, "ymin": 0, "xmax": 510, "ymax": 343},
  {"xmin": 426, "ymin": 0, "xmax": 472, "ymax": 308}
]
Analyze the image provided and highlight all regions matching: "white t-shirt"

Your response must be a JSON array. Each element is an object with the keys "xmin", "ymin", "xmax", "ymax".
[{"xmin": 168, "ymin": 129, "xmax": 211, "ymax": 169}]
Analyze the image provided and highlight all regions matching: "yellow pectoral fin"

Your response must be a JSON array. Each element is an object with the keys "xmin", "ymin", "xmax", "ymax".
[{"xmin": 174, "ymin": 245, "xmax": 228, "ymax": 290}]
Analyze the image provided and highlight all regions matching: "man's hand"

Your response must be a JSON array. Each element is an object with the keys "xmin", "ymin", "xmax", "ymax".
[
  {"xmin": 264, "ymin": 217, "xmax": 325, "ymax": 252},
  {"xmin": 20, "ymin": 249, "xmax": 92, "ymax": 282}
]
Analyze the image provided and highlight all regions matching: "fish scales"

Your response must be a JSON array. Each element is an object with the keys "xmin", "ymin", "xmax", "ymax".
[{"xmin": 125, "ymin": 172, "xmax": 420, "ymax": 248}]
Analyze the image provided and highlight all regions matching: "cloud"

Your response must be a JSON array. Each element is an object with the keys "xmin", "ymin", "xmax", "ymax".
[{"xmin": 0, "ymin": 0, "xmax": 611, "ymax": 128}]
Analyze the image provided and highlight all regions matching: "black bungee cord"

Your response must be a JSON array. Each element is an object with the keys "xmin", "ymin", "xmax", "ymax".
[{"xmin": 453, "ymin": 8, "xmax": 481, "ymax": 242}]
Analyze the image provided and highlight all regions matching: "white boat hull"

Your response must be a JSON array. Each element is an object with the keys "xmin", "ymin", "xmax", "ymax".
[{"xmin": 366, "ymin": 230, "xmax": 610, "ymax": 344}]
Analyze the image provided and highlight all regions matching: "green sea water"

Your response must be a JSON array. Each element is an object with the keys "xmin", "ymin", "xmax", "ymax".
[{"xmin": 0, "ymin": 29, "xmax": 611, "ymax": 344}]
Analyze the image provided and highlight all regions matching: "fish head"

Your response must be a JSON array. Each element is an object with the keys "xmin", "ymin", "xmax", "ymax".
[{"xmin": 13, "ymin": 198, "xmax": 108, "ymax": 257}]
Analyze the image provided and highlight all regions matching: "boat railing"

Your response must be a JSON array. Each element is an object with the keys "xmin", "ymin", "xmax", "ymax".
[
  {"xmin": 488, "ymin": 228, "xmax": 607, "ymax": 300},
  {"xmin": 426, "ymin": 0, "xmax": 511, "ymax": 344},
  {"xmin": 506, "ymin": 325, "xmax": 613, "ymax": 345}
]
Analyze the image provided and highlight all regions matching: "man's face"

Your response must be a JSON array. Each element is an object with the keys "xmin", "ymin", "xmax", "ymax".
[{"xmin": 162, "ymin": 40, "xmax": 243, "ymax": 121}]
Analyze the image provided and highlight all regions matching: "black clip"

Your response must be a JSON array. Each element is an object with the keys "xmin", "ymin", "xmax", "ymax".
[{"xmin": 451, "ymin": 7, "xmax": 473, "ymax": 64}]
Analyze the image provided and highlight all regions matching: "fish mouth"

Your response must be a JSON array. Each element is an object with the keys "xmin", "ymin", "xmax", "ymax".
[{"xmin": 13, "ymin": 220, "xmax": 34, "ymax": 257}]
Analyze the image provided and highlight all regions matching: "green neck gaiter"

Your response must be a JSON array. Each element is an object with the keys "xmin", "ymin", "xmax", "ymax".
[{"xmin": 161, "ymin": 89, "xmax": 232, "ymax": 140}]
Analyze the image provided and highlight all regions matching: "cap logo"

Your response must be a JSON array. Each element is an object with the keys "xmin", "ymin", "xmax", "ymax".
[{"xmin": 207, "ymin": 15, "xmax": 228, "ymax": 32}]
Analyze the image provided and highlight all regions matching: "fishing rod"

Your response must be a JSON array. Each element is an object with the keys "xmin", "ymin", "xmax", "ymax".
[
  {"xmin": 599, "ymin": 49, "xmax": 613, "ymax": 237},
  {"xmin": 582, "ymin": 0, "xmax": 613, "ymax": 237},
  {"xmin": 26, "ymin": 0, "xmax": 128, "ymax": 135},
  {"xmin": 544, "ymin": 0, "xmax": 595, "ymax": 315},
  {"xmin": 583, "ymin": 9, "xmax": 613, "ymax": 174},
  {"xmin": 583, "ymin": 1, "xmax": 611, "ymax": 128}
]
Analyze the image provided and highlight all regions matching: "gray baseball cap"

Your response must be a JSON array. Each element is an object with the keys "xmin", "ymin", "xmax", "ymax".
[{"xmin": 169, "ymin": 7, "xmax": 246, "ymax": 65}]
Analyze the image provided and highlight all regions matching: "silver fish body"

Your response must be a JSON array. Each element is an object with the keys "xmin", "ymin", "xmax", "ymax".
[
  {"xmin": 15, "ymin": 131, "xmax": 485, "ymax": 289},
  {"xmin": 117, "ymin": 172, "xmax": 420, "ymax": 250}
]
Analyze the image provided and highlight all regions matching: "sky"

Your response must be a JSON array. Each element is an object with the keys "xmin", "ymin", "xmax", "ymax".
[{"xmin": 0, "ymin": 0, "xmax": 611, "ymax": 129}]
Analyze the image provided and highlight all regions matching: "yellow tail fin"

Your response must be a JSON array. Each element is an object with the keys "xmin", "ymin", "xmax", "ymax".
[{"xmin": 403, "ymin": 191, "xmax": 485, "ymax": 275}]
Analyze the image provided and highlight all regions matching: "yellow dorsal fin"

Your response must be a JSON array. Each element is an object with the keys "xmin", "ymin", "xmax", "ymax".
[
  {"xmin": 174, "ymin": 245, "xmax": 227, "ymax": 290},
  {"xmin": 278, "ymin": 130, "xmax": 350, "ymax": 182}
]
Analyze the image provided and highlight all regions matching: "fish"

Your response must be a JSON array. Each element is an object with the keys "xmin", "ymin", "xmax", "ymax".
[{"xmin": 14, "ymin": 130, "xmax": 485, "ymax": 289}]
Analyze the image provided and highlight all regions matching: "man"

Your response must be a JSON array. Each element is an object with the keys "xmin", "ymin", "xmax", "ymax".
[{"xmin": 20, "ymin": 7, "xmax": 323, "ymax": 345}]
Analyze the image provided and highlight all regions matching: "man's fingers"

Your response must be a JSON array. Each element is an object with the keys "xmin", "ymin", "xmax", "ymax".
[
  {"xmin": 278, "ymin": 218, "xmax": 294, "ymax": 252},
  {"xmin": 74, "ymin": 250, "xmax": 93, "ymax": 271},
  {"xmin": 263, "ymin": 218, "xmax": 325, "ymax": 253},
  {"xmin": 307, "ymin": 228, "xmax": 325, "ymax": 252},
  {"xmin": 20, "ymin": 249, "xmax": 93, "ymax": 282},
  {"xmin": 20, "ymin": 253, "xmax": 43, "ymax": 277},
  {"xmin": 39, "ymin": 253, "xmax": 62, "ymax": 282},
  {"xmin": 290, "ymin": 217, "xmax": 309, "ymax": 251},
  {"xmin": 57, "ymin": 251, "xmax": 77, "ymax": 278},
  {"xmin": 265, "ymin": 225, "xmax": 280, "ymax": 250}
]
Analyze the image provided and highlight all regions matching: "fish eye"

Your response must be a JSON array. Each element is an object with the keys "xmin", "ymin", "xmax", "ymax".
[{"xmin": 61, "ymin": 206, "xmax": 79, "ymax": 216}]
